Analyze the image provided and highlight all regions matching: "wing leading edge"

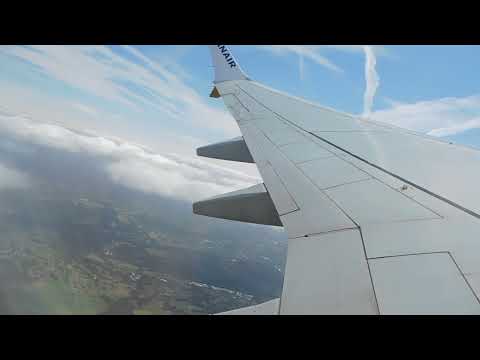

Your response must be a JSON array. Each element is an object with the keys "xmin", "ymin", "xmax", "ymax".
[{"xmin": 194, "ymin": 45, "xmax": 480, "ymax": 315}]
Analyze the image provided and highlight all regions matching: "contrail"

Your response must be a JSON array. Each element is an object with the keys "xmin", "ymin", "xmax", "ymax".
[{"xmin": 363, "ymin": 45, "xmax": 380, "ymax": 118}]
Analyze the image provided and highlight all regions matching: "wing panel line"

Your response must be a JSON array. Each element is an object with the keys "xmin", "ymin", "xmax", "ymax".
[
  {"xmin": 358, "ymin": 227, "xmax": 380, "ymax": 314},
  {"xmin": 235, "ymin": 83, "xmax": 472, "ymax": 221},
  {"xmin": 310, "ymin": 132, "xmax": 477, "ymax": 220},
  {"xmin": 448, "ymin": 252, "xmax": 480, "ymax": 305}
]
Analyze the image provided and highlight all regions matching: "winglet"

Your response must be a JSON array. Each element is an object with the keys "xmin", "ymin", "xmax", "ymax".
[{"xmin": 208, "ymin": 45, "xmax": 249, "ymax": 83}]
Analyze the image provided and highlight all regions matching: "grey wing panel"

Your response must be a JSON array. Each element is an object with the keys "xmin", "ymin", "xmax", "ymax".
[
  {"xmin": 216, "ymin": 298, "xmax": 280, "ymax": 315},
  {"xmin": 370, "ymin": 253, "xmax": 480, "ymax": 315},
  {"xmin": 215, "ymin": 79, "xmax": 480, "ymax": 314},
  {"xmin": 280, "ymin": 229, "xmax": 378, "ymax": 314},
  {"xmin": 237, "ymin": 80, "xmax": 480, "ymax": 219},
  {"xmin": 239, "ymin": 120, "xmax": 357, "ymax": 238}
]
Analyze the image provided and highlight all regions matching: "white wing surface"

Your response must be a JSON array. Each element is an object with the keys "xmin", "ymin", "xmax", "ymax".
[{"xmin": 194, "ymin": 45, "xmax": 480, "ymax": 315}]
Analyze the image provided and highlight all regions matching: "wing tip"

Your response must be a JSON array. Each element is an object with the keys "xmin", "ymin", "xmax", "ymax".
[{"xmin": 208, "ymin": 45, "xmax": 249, "ymax": 83}]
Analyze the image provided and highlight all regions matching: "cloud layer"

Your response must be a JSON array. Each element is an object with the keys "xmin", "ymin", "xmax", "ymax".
[
  {"xmin": 0, "ymin": 112, "xmax": 259, "ymax": 202},
  {"xmin": 0, "ymin": 163, "xmax": 29, "ymax": 190}
]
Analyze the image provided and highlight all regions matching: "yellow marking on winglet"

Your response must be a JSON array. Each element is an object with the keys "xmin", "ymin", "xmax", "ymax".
[{"xmin": 210, "ymin": 87, "xmax": 221, "ymax": 98}]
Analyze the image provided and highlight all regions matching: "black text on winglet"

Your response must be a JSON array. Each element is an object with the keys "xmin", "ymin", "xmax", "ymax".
[{"xmin": 208, "ymin": 45, "xmax": 250, "ymax": 83}]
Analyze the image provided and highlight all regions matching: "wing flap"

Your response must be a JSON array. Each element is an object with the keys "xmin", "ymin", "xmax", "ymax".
[
  {"xmin": 281, "ymin": 229, "xmax": 378, "ymax": 314},
  {"xmin": 369, "ymin": 253, "xmax": 480, "ymax": 314}
]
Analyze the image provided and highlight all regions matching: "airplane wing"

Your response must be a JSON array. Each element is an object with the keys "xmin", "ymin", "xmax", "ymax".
[{"xmin": 194, "ymin": 45, "xmax": 480, "ymax": 315}]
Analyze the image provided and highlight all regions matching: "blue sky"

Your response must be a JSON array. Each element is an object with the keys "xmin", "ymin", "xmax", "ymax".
[
  {"xmin": 0, "ymin": 45, "xmax": 480, "ymax": 199},
  {"xmin": 2, "ymin": 45, "xmax": 480, "ymax": 148}
]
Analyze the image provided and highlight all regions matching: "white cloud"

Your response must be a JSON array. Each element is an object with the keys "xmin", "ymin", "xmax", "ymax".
[
  {"xmin": 257, "ymin": 45, "xmax": 388, "ymax": 77},
  {"xmin": 371, "ymin": 95, "xmax": 480, "ymax": 137},
  {"xmin": 427, "ymin": 118, "xmax": 480, "ymax": 137},
  {"xmin": 0, "ymin": 84, "xmax": 220, "ymax": 161},
  {"xmin": 0, "ymin": 113, "xmax": 259, "ymax": 202},
  {"xmin": 0, "ymin": 163, "xmax": 29, "ymax": 190},
  {"xmin": 323, "ymin": 45, "xmax": 388, "ymax": 56},
  {"xmin": 363, "ymin": 45, "xmax": 380, "ymax": 117},
  {"xmin": 257, "ymin": 45, "xmax": 342, "ymax": 73},
  {"xmin": 107, "ymin": 154, "xmax": 256, "ymax": 202},
  {"xmin": 0, "ymin": 45, "xmax": 238, "ymax": 137},
  {"xmin": 71, "ymin": 103, "xmax": 99, "ymax": 117}
]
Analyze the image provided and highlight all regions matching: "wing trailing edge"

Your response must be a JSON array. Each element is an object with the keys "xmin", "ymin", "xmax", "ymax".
[{"xmin": 215, "ymin": 298, "xmax": 280, "ymax": 315}]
